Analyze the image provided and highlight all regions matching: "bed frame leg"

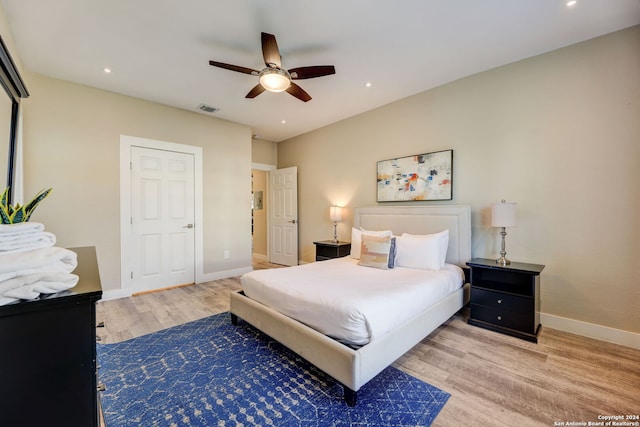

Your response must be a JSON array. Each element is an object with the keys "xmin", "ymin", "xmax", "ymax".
[
  {"xmin": 344, "ymin": 387, "xmax": 357, "ymax": 407},
  {"xmin": 230, "ymin": 313, "xmax": 238, "ymax": 326}
]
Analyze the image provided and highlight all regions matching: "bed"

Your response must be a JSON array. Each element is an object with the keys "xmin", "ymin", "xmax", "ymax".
[{"xmin": 230, "ymin": 205, "xmax": 471, "ymax": 406}]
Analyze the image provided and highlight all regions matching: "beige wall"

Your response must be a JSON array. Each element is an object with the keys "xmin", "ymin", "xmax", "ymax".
[
  {"xmin": 21, "ymin": 72, "xmax": 253, "ymax": 292},
  {"xmin": 278, "ymin": 27, "xmax": 640, "ymax": 334},
  {"xmin": 0, "ymin": 5, "xmax": 22, "ymax": 74},
  {"xmin": 251, "ymin": 138, "xmax": 277, "ymax": 165}
]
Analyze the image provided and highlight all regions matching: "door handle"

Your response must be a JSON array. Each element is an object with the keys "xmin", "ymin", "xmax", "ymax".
[
  {"xmin": 288, "ymin": 219, "xmax": 297, "ymax": 224},
  {"xmin": 183, "ymin": 224, "xmax": 194, "ymax": 229}
]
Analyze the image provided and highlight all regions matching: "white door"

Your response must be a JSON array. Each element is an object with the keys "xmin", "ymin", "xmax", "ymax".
[
  {"xmin": 269, "ymin": 166, "xmax": 298, "ymax": 266},
  {"xmin": 130, "ymin": 146, "xmax": 195, "ymax": 292}
]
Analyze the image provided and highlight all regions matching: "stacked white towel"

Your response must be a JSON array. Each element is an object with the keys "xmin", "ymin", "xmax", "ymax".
[
  {"xmin": 0, "ymin": 223, "xmax": 78, "ymax": 306},
  {"xmin": 0, "ymin": 222, "xmax": 56, "ymax": 254}
]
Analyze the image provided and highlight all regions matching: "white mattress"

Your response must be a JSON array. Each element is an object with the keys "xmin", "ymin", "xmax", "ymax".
[{"xmin": 241, "ymin": 257, "xmax": 464, "ymax": 345}]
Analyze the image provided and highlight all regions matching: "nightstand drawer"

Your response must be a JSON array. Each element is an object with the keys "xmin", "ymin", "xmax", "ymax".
[
  {"xmin": 470, "ymin": 304, "xmax": 534, "ymax": 333},
  {"xmin": 471, "ymin": 288, "xmax": 533, "ymax": 312},
  {"xmin": 313, "ymin": 241, "xmax": 351, "ymax": 261},
  {"xmin": 471, "ymin": 268, "xmax": 535, "ymax": 296}
]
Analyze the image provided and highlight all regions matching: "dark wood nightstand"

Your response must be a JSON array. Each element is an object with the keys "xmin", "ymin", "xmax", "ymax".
[
  {"xmin": 313, "ymin": 240, "xmax": 351, "ymax": 261},
  {"xmin": 467, "ymin": 258, "xmax": 545, "ymax": 343}
]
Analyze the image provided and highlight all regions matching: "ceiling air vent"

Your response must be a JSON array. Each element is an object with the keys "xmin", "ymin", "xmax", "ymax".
[{"xmin": 197, "ymin": 104, "xmax": 220, "ymax": 114}]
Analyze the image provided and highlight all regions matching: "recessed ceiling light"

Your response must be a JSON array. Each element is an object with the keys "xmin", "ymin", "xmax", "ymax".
[
  {"xmin": 103, "ymin": 67, "xmax": 112, "ymax": 74},
  {"xmin": 567, "ymin": 0, "xmax": 577, "ymax": 6},
  {"xmin": 281, "ymin": 120, "xmax": 286, "ymax": 124},
  {"xmin": 365, "ymin": 82, "xmax": 372, "ymax": 87}
]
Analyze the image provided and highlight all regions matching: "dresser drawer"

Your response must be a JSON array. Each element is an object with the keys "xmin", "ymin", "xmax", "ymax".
[
  {"xmin": 470, "ymin": 304, "xmax": 535, "ymax": 334},
  {"xmin": 471, "ymin": 288, "xmax": 533, "ymax": 312}
]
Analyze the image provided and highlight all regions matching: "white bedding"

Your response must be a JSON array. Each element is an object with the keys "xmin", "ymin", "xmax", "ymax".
[{"xmin": 241, "ymin": 257, "xmax": 464, "ymax": 345}]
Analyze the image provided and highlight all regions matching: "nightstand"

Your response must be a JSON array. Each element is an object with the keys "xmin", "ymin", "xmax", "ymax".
[
  {"xmin": 467, "ymin": 258, "xmax": 545, "ymax": 343},
  {"xmin": 313, "ymin": 240, "xmax": 351, "ymax": 261}
]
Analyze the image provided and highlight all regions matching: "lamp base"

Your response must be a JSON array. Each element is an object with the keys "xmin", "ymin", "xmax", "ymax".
[
  {"xmin": 496, "ymin": 256, "xmax": 511, "ymax": 266},
  {"xmin": 496, "ymin": 227, "xmax": 511, "ymax": 266}
]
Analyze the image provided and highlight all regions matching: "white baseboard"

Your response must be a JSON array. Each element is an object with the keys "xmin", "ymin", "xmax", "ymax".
[
  {"xmin": 541, "ymin": 312, "xmax": 640, "ymax": 349},
  {"xmin": 100, "ymin": 266, "xmax": 253, "ymax": 302},
  {"xmin": 198, "ymin": 266, "xmax": 252, "ymax": 283},
  {"xmin": 101, "ymin": 288, "xmax": 132, "ymax": 301}
]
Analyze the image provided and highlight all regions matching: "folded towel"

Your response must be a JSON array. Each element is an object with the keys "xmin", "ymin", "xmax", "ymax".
[
  {"xmin": 0, "ymin": 231, "xmax": 56, "ymax": 254},
  {"xmin": 0, "ymin": 272, "xmax": 79, "ymax": 305},
  {"xmin": 0, "ymin": 271, "xmax": 16, "ymax": 283},
  {"xmin": 0, "ymin": 247, "xmax": 77, "ymax": 276},
  {"xmin": 0, "ymin": 295, "xmax": 17, "ymax": 305},
  {"xmin": 0, "ymin": 222, "xmax": 45, "ymax": 236}
]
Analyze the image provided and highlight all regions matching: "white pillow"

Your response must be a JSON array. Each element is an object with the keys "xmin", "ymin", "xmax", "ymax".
[
  {"xmin": 350, "ymin": 227, "xmax": 393, "ymax": 259},
  {"xmin": 395, "ymin": 234, "xmax": 442, "ymax": 270},
  {"xmin": 401, "ymin": 229, "xmax": 449, "ymax": 267}
]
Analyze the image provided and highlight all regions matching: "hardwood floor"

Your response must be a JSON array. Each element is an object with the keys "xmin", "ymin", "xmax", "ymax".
[{"xmin": 96, "ymin": 260, "xmax": 640, "ymax": 426}]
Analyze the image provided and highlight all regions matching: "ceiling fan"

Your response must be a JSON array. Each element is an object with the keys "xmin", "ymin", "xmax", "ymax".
[{"xmin": 209, "ymin": 32, "xmax": 335, "ymax": 102}]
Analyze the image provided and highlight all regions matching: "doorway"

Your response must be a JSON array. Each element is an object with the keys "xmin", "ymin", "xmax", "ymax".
[
  {"xmin": 120, "ymin": 135, "xmax": 204, "ymax": 294},
  {"xmin": 251, "ymin": 169, "xmax": 268, "ymax": 261},
  {"xmin": 268, "ymin": 166, "xmax": 298, "ymax": 266}
]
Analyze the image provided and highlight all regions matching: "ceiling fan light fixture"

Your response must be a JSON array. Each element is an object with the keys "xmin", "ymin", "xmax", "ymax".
[{"xmin": 259, "ymin": 68, "xmax": 290, "ymax": 92}]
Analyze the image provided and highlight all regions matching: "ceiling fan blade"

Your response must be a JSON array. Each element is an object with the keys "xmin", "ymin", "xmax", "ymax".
[
  {"xmin": 289, "ymin": 65, "xmax": 336, "ymax": 80},
  {"xmin": 261, "ymin": 32, "xmax": 282, "ymax": 68},
  {"xmin": 286, "ymin": 82, "xmax": 312, "ymax": 102},
  {"xmin": 246, "ymin": 84, "xmax": 266, "ymax": 99},
  {"xmin": 209, "ymin": 60, "xmax": 259, "ymax": 75}
]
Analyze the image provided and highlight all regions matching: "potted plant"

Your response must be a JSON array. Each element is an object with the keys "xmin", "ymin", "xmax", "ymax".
[{"xmin": 0, "ymin": 188, "xmax": 52, "ymax": 224}]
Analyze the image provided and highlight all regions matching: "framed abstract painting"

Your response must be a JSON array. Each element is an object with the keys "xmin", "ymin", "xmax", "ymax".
[{"xmin": 377, "ymin": 149, "xmax": 453, "ymax": 202}]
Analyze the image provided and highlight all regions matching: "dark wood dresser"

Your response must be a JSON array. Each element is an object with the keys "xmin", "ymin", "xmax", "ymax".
[
  {"xmin": 0, "ymin": 246, "xmax": 103, "ymax": 426},
  {"xmin": 467, "ymin": 258, "xmax": 545, "ymax": 343}
]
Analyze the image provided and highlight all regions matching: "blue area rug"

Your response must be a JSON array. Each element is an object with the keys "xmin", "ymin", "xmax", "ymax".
[{"xmin": 97, "ymin": 313, "xmax": 450, "ymax": 426}]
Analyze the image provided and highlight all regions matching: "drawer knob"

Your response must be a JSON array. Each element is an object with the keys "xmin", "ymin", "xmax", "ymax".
[
  {"xmin": 497, "ymin": 316, "xmax": 502, "ymax": 321},
  {"xmin": 497, "ymin": 299, "xmax": 502, "ymax": 304}
]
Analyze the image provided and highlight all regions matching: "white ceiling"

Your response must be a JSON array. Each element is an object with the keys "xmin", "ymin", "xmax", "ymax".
[{"xmin": 2, "ymin": 0, "xmax": 639, "ymax": 142}]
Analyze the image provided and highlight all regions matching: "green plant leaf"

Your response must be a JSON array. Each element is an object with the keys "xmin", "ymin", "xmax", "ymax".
[
  {"xmin": 24, "ymin": 188, "xmax": 52, "ymax": 221},
  {"xmin": 0, "ymin": 188, "xmax": 7, "ymax": 204},
  {"xmin": 10, "ymin": 205, "xmax": 26, "ymax": 223},
  {"xmin": 0, "ymin": 204, "xmax": 10, "ymax": 224}
]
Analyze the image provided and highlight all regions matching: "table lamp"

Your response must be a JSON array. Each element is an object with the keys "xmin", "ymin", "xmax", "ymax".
[
  {"xmin": 491, "ymin": 200, "xmax": 516, "ymax": 266},
  {"xmin": 329, "ymin": 206, "xmax": 343, "ymax": 243}
]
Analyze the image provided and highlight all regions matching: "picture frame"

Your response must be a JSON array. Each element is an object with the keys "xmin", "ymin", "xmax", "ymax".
[{"xmin": 377, "ymin": 149, "xmax": 453, "ymax": 202}]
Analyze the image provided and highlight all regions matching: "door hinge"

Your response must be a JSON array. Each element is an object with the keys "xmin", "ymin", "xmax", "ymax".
[{"xmin": 130, "ymin": 272, "xmax": 133, "ymax": 279}]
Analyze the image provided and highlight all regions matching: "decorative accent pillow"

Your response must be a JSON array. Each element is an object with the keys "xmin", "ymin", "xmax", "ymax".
[
  {"xmin": 388, "ymin": 236, "xmax": 397, "ymax": 269},
  {"xmin": 358, "ymin": 234, "xmax": 392, "ymax": 270},
  {"xmin": 350, "ymin": 227, "xmax": 393, "ymax": 259},
  {"xmin": 394, "ymin": 234, "xmax": 442, "ymax": 271},
  {"xmin": 401, "ymin": 230, "xmax": 449, "ymax": 267}
]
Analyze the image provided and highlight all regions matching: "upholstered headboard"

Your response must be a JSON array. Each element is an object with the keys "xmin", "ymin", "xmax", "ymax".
[{"xmin": 353, "ymin": 205, "xmax": 472, "ymax": 267}]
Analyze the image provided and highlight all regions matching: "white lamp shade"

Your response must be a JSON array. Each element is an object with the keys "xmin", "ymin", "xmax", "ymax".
[
  {"xmin": 329, "ymin": 206, "xmax": 343, "ymax": 222},
  {"xmin": 491, "ymin": 202, "xmax": 516, "ymax": 227}
]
